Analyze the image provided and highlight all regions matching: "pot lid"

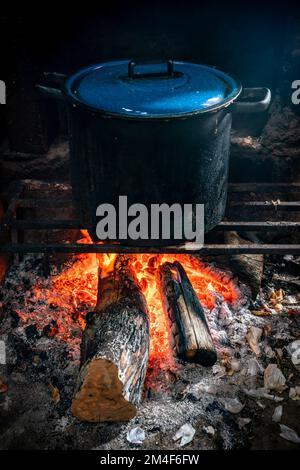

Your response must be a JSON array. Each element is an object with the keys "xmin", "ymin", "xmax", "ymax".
[{"xmin": 66, "ymin": 60, "xmax": 241, "ymax": 118}]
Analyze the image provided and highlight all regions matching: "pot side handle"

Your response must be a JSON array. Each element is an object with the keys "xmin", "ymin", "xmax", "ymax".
[
  {"xmin": 36, "ymin": 72, "xmax": 67, "ymax": 100},
  {"xmin": 232, "ymin": 87, "xmax": 271, "ymax": 113}
]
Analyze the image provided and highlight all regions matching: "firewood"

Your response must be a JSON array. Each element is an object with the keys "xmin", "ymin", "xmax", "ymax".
[
  {"xmin": 159, "ymin": 261, "xmax": 217, "ymax": 366},
  {"xmin": 71, "ymin": 255, "xmax": 150, "ymax": 422},
  {"xmin": 224, "ymin": 231, "xmax": 264, "ymax": 297}
]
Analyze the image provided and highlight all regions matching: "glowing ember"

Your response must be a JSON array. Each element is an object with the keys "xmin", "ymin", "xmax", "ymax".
[{"xmin": 49, "ymin": 232, "xmax": 237, "ymax": 366}]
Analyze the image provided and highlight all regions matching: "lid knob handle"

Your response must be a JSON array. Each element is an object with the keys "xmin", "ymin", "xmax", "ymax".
[{"xmin": 128, "ymin": 59, "xmax": 174, "ymax": 79}]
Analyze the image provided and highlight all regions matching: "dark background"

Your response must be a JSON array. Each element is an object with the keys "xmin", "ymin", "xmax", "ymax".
[
  {"xmin": 0, "ymin": 0, "xmax": 299, "ymax": 154},
  {"xmin": 0, "ymin": 1, "xmax": 295, "ymax": 85}
]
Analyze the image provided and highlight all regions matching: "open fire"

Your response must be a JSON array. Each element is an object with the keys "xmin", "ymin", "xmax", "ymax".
[
  {"xmin": 19, "ymin": 231, "xmax": 238, "ymax": 369},
  {"xmin": 2, "ymin": 226, "xmax": 300, "ymax": 445}
]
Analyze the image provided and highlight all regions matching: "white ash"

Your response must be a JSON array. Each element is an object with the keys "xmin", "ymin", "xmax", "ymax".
[
  {"xmin": 98, "ymin": 397, "xmax": 242, "ymax": 450},
  {"xmin": 272, "ymin": 405, "xmax": 283, "ymax": 423},
  {"xmin": 264, "ymin": 364, "xmax": 287, "ymax": 392},
  {"xmin": 279, "ymin": 424, "xmax": 300, "ymax": 444}
]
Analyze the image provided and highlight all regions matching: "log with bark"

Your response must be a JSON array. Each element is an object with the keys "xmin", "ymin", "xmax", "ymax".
[
  {"xmin": 224, "ymin": 231, "xmax": 264, "ymax": 297},
  {"xmin": 159, "ymin": 261, "xmax": 217, "ymax": 366},
  {"xmin": 71, "ymin": 255, "xmax": 150, "ymax": 422}
]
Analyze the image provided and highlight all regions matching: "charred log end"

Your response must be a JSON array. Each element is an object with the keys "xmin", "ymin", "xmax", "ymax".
[
  {"xmin": 71, "ymin": 358, "xmax": 136, "ymax": 423},
  {"xmin": 180, "ymin": 348, "xmax": 218, "ymax": 367}
]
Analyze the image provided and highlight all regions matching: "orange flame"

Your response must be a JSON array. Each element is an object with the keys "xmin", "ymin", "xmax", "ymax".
[{"xmin": 49, "ymin": 232, "xmax": 237, "ymax": 367}]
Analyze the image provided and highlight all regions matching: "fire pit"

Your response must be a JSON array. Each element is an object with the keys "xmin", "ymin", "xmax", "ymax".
[
  {"xmin": 1, "ymin": 224, "xmax": 238, "ymax": 421},
  {"xmin": 0, "ymin": 179, "xmax": 300, "ymax": 449},
  {"xmin": 1, "ymin": 240, "xmax": 300, "ymax": 449}
]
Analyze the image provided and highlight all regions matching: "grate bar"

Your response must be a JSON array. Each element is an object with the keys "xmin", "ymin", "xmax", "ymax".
[
  {"xmin": 0, "ymin": 219, "xmax": 82, "ymax": 230},
  {"xmin": 1, "ymin": 242, "xmax": 300, "ymax": 255},
  {"xmin": 215, "ymin": 221, "xmax": 300, "ymax": 231},
  {"xmin": 229, "ymin": 201, "xmax": 300, "ymax": 210},
  {"xmin": 228, "ymin": 183, "xmax": 300, "ymax": 193},
  {"xmin": 1, "ymin": 220, "xmax": 299, "ymax": 231}
]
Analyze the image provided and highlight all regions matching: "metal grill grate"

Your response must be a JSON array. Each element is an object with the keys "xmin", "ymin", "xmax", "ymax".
[{"xmin": 1, "ymin": 180, "xmax": 300, "ymax": 256}]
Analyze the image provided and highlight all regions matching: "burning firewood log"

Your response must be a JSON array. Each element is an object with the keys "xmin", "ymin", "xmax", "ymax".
[
  {"xmin": 71, "ymin": 255, "xmax": 150, "ymax": 422},
  {"xmin": 159, "ymin": 261, "xmax": 217, "ymax": 366}
]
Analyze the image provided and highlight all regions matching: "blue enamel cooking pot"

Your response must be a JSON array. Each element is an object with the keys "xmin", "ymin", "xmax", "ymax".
[{"xmin": 38, "ymin": 59, "xmax": 271, "ymax": 244}]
